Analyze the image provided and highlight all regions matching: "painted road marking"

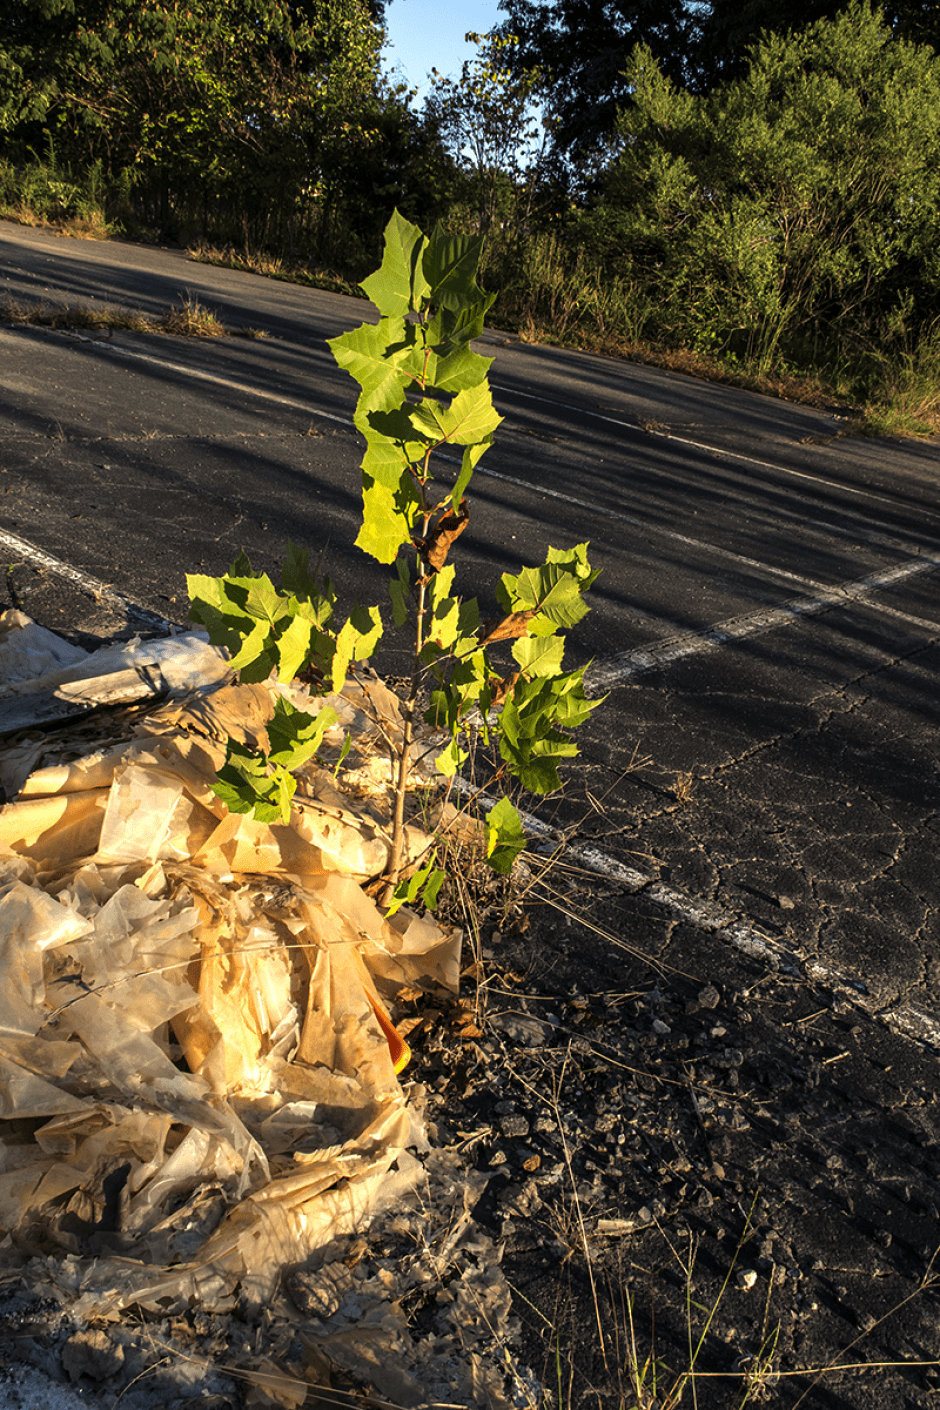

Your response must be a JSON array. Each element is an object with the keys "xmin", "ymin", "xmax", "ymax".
[
  {"xmin": 0, "ymin": 527, "xmax": 175, "ymax": 632},
  {"xmin": 9, "ymin": 328, "xmax": 935, "ymax": 615},
  {"xmin": 455, "ymin": 778, "xmax": 940, "ymax": 1051},
  {"xmin": 588, "ymin": 554, "xmax": 940, "ymax": 690},
  {"xmin": 492, "ymin": 380, "xmax": 940, "ymax": 525}
]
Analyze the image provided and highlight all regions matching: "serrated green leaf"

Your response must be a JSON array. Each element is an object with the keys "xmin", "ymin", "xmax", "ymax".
[
  {"xmin": 407, "ymin": 381, "xmax": 501, "ymax": 448},
  {"xmin": 422, "ymin": 228, "xmax": 486, "ymax": 307},
  {"xmin": 211, "ymin": 739, "xmax": 296, "ymax": 825},
  {"xmin": 428, "ymin": 341, "xmax": 493, "ymax": 395},
  {"xmin": 267, "ymin": 698, "xmax": 339, "ymax": 768},
  {"xmin": 513, "ymin": 634, "xmax": 566, "ymax": 677},
  {"xmin": 545, "ymin": 542, "xmax": 602, "ymax": 590},
  {"xmin": 355, "ymin": 478, "xmax": 415, "ymax": 564},
  {"xmin": 486, "ymin": 797, "xmax": 527, "ymax": 875},
  {"xmin": 227, "ymin": 618, "xmax": 277, "ymax": 677},
  {"xmin": 360, "ymin": 210, "xmax": 429, "ymax": 317},
  {"xmin": 280, "ymin": 541, "xmax": 315, "ymax": 601},
  {"xmin": 274, "ymin": 613, "xmax": 314, "ymax": 682},
  {"xmin": 452, "ymin": 439, "xmax": 492, "ymax": 508},
  {"xmin": 433, "ymin": 736, "xmax": 468, "ymax": 777},
  {"xmin": 228, "ymin": 549, "xmax": 255, "ymax": 577},
  {"xmin": 421, "ymin": 868, "xmax": 447, "ymax": 910},
  {"xmin": 497, "ymin": 560, "xmax": 591, "ymax": 629},
  {"xmin": 328, "ymin": 317, "xmax": 412, "ymax": 428},
  {"xmin": 428, "ymin": 294, "xmax": 497, "ymax": 354},
  {"xmin": 385, "ymin": 852, "xmax": 445, "ymax": 917}
]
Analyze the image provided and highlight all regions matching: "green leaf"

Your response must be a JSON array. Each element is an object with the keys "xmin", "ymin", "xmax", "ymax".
[
  {"xmin": 360, "ymin": 210, "xmax": 429, "ymax": 317},
  {"xmin": 513, "ymin": 634, "xmax": 566, "ymax": 677},
  {"xmin": 433, "ymin": 735, "xmax": 468, "ymax": 777},
  {"xmin": 407, "ymin": 380, "xmax": 502, "ymax": 448},
  {"xmin": 452, "ymin": 438, "xmax": 493, "ymax": 508},
  {"xmin": 267, "ymin": 697, "xmax": 339, "ymax": 769},
  {"xmin": 498, "ymin": 545, "xmax": 598, "ymax": 630},
  {"xmin": 486, "ymin": 797, "xmax": 527, "ymax": 875},
  {"xmin": 355, "ymin": 477, "xmax": 415, "ymax": 564},
  {"xmin": 385, "ymin": 853, "xmax": 447, "ymax": 917},
  {"xmin": 429, "ymin": 341, "xmax": 493, "ymax": 394},
  {"xmin": 327, "ymin": 317, "xmax": 411, "ymax": 428},
  {"xmin": 422, "ymin": 227, "xmax": 486, "ymax": 308},
  {"xmin": 211, "ymin": 739, "xmax": 296, "ymax": 826},
  {"xmin": 331, "ymin": 603, "xmax": 383, "ymax": 693},
  {"xmin": 281, "ymin": 542, "xmax": 335, "ymax": 628},
  {"xmin": 274, "ymin": 613, "xmax": 314, "ymax": 682}
]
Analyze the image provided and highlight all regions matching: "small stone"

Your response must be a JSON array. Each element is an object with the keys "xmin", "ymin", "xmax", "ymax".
[
  {"xmin": 636, "ymin": 1206, "xmax": 654, "ymax": 1225},
  {"xmin": 736, "ymin": 1269, "xmax": 758, "ymax": 1291},
  {"xmin": 522, "ymin": 1154, "xmax": 541, "ymax": 1173},
  {"xmin": 499, "ymin": 1114, "xmax": 530, "ymax": 1138},
  {"xmin": 488, "ymin": 1149, "xmax": 508, "ymax": 1167},
  {"xmin": 652, "ymin": 1018, "xmax": 671, "ymax": 1036},
  {"xmin": 778, "ymin": 896, "xmax": 796, "ymax": 910},
  {"xmin": 698, "ymin": 984, "xmax": 721, "ymax": 1009},
  {"xmin": 62, "ymin": 1330, "xmax": 125, "ymax": 1383},
  {"xmin": 491, "ymin": 1014, "xmax": 554, "ymax": 1047}
]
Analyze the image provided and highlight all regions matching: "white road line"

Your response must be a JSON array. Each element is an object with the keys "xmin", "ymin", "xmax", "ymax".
[
  {"xmin": 11, "ymin": 329, "xmax": 937, "ymax": 629},
  {"xmin": 588, "ymin": 555, "xmax": 940, "ymax": 690},
  {"xmin": 0, "ymin": 527, "xmax": 177, "ymax": 633},
  {"xmin": 492, "ymin": 380, "xmax": 940, "ymax": 524},
  {"xmin": 455, "ymin": 778, "xmax": 940, "ymax": 1049}
]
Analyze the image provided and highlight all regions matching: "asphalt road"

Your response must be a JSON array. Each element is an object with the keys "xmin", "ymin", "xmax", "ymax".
[{"xmin": 1, "ymin": 219, "xmax": 939, "ymax": 1043}]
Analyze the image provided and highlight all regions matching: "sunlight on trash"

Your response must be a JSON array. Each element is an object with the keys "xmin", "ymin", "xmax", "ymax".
[{"xmin": 0, "ymin": 611, "xmax": 461, "ymax": 1324}]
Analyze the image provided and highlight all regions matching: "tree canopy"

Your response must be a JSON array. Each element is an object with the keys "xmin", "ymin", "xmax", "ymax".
[
  {"xmin": 598, "ymin": 1, "xmax": 940, "ymax": 365},
  {"xmin": 494, "ymin": 0, "xmax": 940, "ymax": 166}
]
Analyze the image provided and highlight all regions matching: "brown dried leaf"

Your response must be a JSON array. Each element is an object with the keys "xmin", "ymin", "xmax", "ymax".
[
  {"xmin": 420, "ymin": 501, "xmax": 470, "ymax": 572},
  {"xmin": 478, "ymin": 610, "xmax": 535, "ymax": 645},
  {"xmin": 396, "ymin": 984, "xmax": 425, "ymax": 1005},
  {"xmin": 488, "ymin": 672, "xmax": 519, "ymax": 708}
]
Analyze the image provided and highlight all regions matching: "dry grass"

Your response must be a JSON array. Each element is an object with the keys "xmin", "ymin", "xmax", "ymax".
[
  {"xmin": 189, "ymin": 241, "xmax": 363, "ymax": 300},
  {"xmin": 0, "ymin": 293, "xmax": 265, "ymax": 340}
]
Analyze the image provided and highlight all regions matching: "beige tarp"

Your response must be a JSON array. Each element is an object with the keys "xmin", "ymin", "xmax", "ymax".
[{"xmin": 0, "ymin": 612, "xmax": 460, "ymax": 1319}]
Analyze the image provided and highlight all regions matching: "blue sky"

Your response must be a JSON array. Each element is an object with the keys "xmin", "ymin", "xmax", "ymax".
[{"xmin": 382, "ymin": 0, "xmax": 505, "ymax": 97}]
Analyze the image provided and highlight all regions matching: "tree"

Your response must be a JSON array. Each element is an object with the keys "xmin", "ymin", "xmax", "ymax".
[
  {"xmin": 600, "ymin": 1, "xmax": 940, "ymax": 368},
  {"xmin": 699, "ymin": 0, "xmax": 940, "ymax": 84},
  {"xmin": 493, "ymin": 0, "xmax": 703, "ymax": 172},
  {"xmin": 0, "ymin": 0, "xmax": 385, "ymax": 239},
  {"xmin": 423, "ymin": 31, "xmax": 545, "ymax": 235},
  {"xmin": 494, "ymin": 0, "xmax": 940, "ymax": 170}
]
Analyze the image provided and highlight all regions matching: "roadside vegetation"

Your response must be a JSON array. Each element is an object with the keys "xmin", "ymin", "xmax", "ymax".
[{"xmin": 2, "ymin": 2, "xmax": 939, "ymax": 435}]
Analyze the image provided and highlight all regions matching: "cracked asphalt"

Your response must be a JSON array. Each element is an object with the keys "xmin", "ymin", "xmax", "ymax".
[{"xmin": 0, "ymin": 217, "xmax": 938, "ymax": 1042}]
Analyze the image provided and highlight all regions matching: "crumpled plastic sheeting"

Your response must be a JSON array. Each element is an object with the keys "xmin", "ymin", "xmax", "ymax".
[
  {"xmin": 0, "ymin": 611, "xmax": 233, "ymax": 735},
  {"xmin": 0, "ymin": 628, "xmax": 461, "ymax": 1323}
]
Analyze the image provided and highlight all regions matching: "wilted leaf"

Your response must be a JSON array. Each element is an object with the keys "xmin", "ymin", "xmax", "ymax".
[{"xmin": 419, "ymin": 500, "xmax": 470, "ymax": 572}]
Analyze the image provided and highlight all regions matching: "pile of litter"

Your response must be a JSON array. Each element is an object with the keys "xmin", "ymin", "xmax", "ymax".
[{"xmin": 0, "ymin": 612, "xmax": 525, "ymax": 1409}]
